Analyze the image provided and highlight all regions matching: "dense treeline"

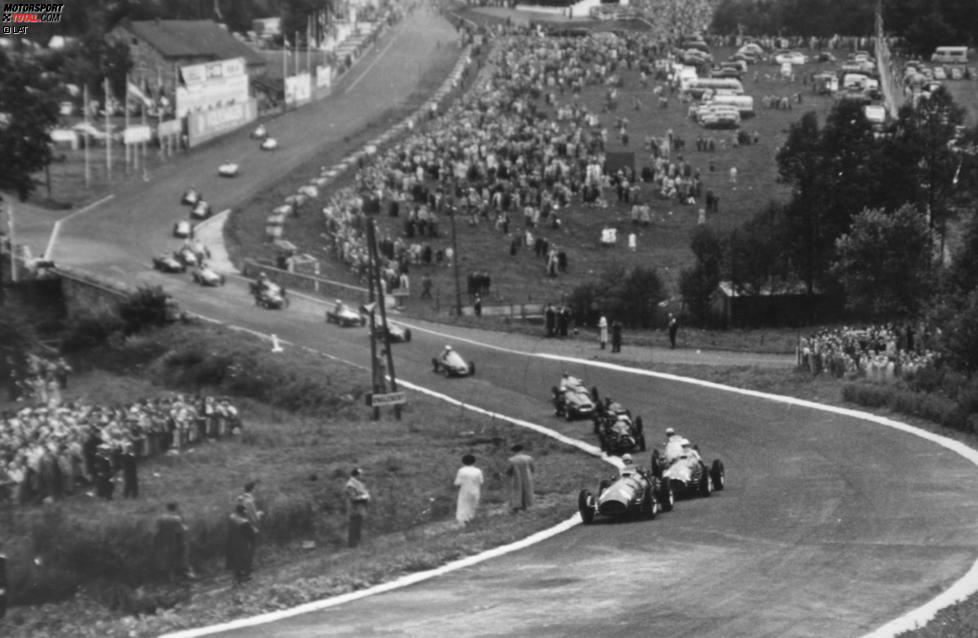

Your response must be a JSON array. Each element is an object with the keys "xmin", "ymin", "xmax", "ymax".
[{"xmin": 711, "ymin": 0, "xmax": 978, "ymax": 55}]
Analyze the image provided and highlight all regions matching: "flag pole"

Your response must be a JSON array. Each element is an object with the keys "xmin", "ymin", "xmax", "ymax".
[
  {"xmin": 124, "ymin": 73, "xmax": 131, "ymax": 175},
  {"xmin": 83, "ymin": 83, "xmax": 90, "ymax": 188},
  {"xmin": 105, "ymin": 78, "xmax": 112, "ymax": 181},
  {"xmin": 294, "ymin": 30, "xmax": 299, "ymax": 76},
  {"xmin": 140, "ymin": 74, "xmax": 147, "ymax": 174}
]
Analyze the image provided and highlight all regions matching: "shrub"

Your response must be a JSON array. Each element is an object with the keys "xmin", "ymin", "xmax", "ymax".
[
  {"xmin": 842, "ymin": 382, "xmax": 963, "ymax": 429},
  {"xmin": 118, "ymin": 285, "xmax": 176, "ymax": 334}
]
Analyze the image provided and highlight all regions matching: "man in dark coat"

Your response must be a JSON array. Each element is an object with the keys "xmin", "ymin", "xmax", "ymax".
[
  {"xmin": 611, "ymin": 320, "xmax": 623, "ymax": 353},
  {"xmin": 93, "ymin": 446, "xmax": 114, "ymax": 500},
  {"xmin": 226, "ymin": 503, "xmax": 257, "ymax": 584},
  {"xmin": 668, "ymin": 314, "xmax": 679, "ymax": 349},
  {"xmin": 544, "ymin": 304, "xmax": 556, "ymax": 337},
  {"xmin": 121, "ymin": 444, "xmax": 138, "ymax": 498},
  {"xmin": 154, "ymin": 502, "xmax": 193, "ymax": 582}
]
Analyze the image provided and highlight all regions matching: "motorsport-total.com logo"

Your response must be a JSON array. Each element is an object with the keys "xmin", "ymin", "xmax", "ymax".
[{"xmin": 1, "ymin": 3, "xmax": 64, "ymax": 35}]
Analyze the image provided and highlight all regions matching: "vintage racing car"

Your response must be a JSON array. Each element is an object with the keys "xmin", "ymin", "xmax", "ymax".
[
  {"xmin": 260, "ymin": 137, "xmax": 279, "ymax": 151},
  {"xmin": 552, "ymin": 376, "xmax": 597, "ymax": 421},
  {"xmin": 251, "ymin": 124, "xmax": 268, "ymax": 139},
  {"xmin": 190, "ymin": 200, "xmax": 213, "ymax": 220},
  {"xmin": 432, "ymin": 346, "xmax": 475, "ymax": 377},
  {"xmin": 592, "ymin": 400, "xmax": 646, "ymax": 455},
  {"xmin": 578, "ymin": 461, "xmax": 674, "ymax": 524},
  {"xmin": 372, "ymin": 322, "xmax": 412, "ymax": 343},
  {"xmin": 152, "ymin": 252, "xmax": 186, "ymax": 273},
  {"xmin": 250, "ymin": 280, "xmax": 289, "ymax": 309},
  {"xmin": 651, "ymin": 443, "xmax": 725, "ymax": 499},
  {"xmin": 173, "ymin": 220, "xmax": 194, "ymax": 239},
  {"xmin": 181, "ymin": 188, "xmax": 202, "ymax": 206},
  {"xmin": 218, "ymin": 162, "xmax": 240, "ymax": 177},
  {"xmin": 326, "ymin": 301, "xmax": 366, "ymax": 327},
  {"xmin": 191, "ymin": 264, "xmax": 226, "ymax": 287}
]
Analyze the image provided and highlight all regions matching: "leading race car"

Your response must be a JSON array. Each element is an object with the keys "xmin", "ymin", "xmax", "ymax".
[
  {"xmin": 152, "ymin": 252, "xmax": 186, "ymax": 273},
  {"xmin": 326, "ymin": 300, "xmax": 366, "ymax": 327},
  {"xmin": 191, "ymin": 263, "xmax": 226, "ymax": 287},
  {"xmin": 432, "ymin": 346, "xmax": 475, "ymax": 377},
  {"xmin": 250, "ymin": 280, "xmax": 289, "ymax": 309},
  {"xmin": 592, "ymin": 399, "xmax": 646, "ymax": 455},
  {"xmin": 552, "ymin": 375, "xmax": 598, "ymax": 421},
  {"xmin": 372, "ymin": 322, "xmax": 412, "ymax": 343},
  {"xmin": 578, "ymin": 460, "xmax": 674, "ymax": 524},
  {"xmin": 260, "ymin": 137, "xmax": 279, "ymax": 151},
  {"xmin": 218, "ymin": 162, "xmax": 240, "ymax": 177},
  {"xmin": 251, "ymin": 124, "xmax": 268, "ymax": 139},
  {"xmin": 651, "ymin": 442, "xmax": 725, "ymax": 499}
]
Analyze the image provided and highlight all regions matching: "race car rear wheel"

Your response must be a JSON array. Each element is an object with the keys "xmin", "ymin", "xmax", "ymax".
[
  {"xmin": 359, "ymin": 317, "xmax": 366, "ymax": 327},
  {"xmin": 578, "ymin": 490, "xmax": 596, "ymax": 524},
  {"xmin": 597, "ymin": 479, "xmax": 611, "ymax": 497},
  {"xmin": 404, "ymin": 329, "xmax": 412, "ymax": 342},
  {"xmin": 710, "ymin": 459, "xmax": 725, "ymax": 491},
  {"xmin": 468, "ymin": 361, "xmax": 475, "ymax": 376},
  {"xmin": 431, "ymin": 358, "xmax": 439, "ymax": 373},
  {"xmin": 591, "ymin": 386, "xmax": 600, "ymax": 403},
  {"xmin": 637, "ymin": 432, "xmax": 647, "ymax": 451},
  {"xmin": 700, "ymin": 467, "xmax": 713, "ymax": 497},
  {"xmin": 650, "ymin": 449, "xmax": 663, "ymax": 479},
  {"xmin": 642, "ymin": 485, "xmax": 657, "ymax": 519},
  {"xmin": 634, "ymin": 415, "xmax": 644, "ymax": 434}
]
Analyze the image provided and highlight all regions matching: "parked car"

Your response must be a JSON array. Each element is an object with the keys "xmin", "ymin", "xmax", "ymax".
[
  {"xmin": 218, "ymin": 162, "xmax": 240, "ymax": 177},
  {"xmin": 774, "ymin": 51, "xmax": 808, "ymax": 65}
]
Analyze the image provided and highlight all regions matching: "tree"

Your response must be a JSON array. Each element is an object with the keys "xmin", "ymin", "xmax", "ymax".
[
  {"xmin": 0, "ymin": 51, "xmax": 60, "ymax": 200},
  {"xmin": 679, "ymin": 226, "xmax": 724, "ymax": 325},
  {"xmin": 727, "ymin": 202, "xmax": 786, "ymax": 294},
  {"xmin": 831, "ymin": 205, "xmax": 935, "ymax": 319},
  {"xmin": 948, "ymin": 210, "xmax": 978, "ymax": 297},
  {"xmin": 939, "ymin": 290, "xmax": 978, "ymax": 378}
]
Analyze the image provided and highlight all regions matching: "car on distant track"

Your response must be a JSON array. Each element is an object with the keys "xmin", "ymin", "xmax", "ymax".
[
  {"xmin": 218, "ymin": 162, "xmax": 240, "ymax": 177},
  {"xmin": 432, "ymin": 346, "xmax": 475, "ymax": 377},
  {"xmin": 250, "ymin": 280, "xmax": 289, "ymax": 309},
  {"xmin": 326, "ymin": 300, "xmax": 366, "ymax": 327},
  {"xmin": 578, "ymin": 461, "xmax": 674, "ymax": 524},
  {"xmin": 260, "ymin": 137, "xmax": 279, "ymax": 151},
  {"xmin": 175, "ymin": 244, "xmax": 204, "ymax": 268},
  {"xmin": 181, "ymin": 188, "xmax": 202, "ymax": 206},
  {"xmin": 593, "ymin": 399, "xmax": 646, "ymax": 455},
  {"xmin": 190, "ymin": 200, "xmax": 212, "ymax": 220},
  {"xmin": 552, "ymin": 376, "xmax": 598, "ymax": 421},
  {"xmin": 251, "ymin": 124, "xmax": 268, "ymax": 139},
  {"xmin": 173, "ymin": 220, "xmax": 194, "ymax": 239},
  {"xmin": 651, "ymin": 443, "xmax": 725, "ymax": 499},
  {"xmin": 152, "ymin": 252, "xmax": 186, "ymax": 273},
  {"xmin": 191, "ymin": 264, "xmax": 225, "ymax": 287},
  {"xmin": 372, "ymin": 322, "xmax": 412, "ymax": 343}
]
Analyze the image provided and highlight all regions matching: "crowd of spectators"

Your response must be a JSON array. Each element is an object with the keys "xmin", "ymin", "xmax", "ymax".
[
  {"xmin": 317, "ymin": 24, "xmax": 725, "ymax": 300},
  {"xmin": 797, "ymin": 324, "xmax": 939, "ymax": 381},
  {"xmin": 0, "ymin": 355, "xmax": 242, "ymax": 505}
]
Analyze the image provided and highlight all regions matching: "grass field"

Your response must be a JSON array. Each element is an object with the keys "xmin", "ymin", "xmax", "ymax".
[{"xmin": 228, "ymin": 41, "xmax": 844, "ymax": 320}]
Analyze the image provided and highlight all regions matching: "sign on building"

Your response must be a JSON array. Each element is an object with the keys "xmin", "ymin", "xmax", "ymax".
[
  {"xmin": 285, "ymin": 72, "xmax": 312, "ymax": 106},
  {"xmin": 187, "ymin": 98, "xmax": 257, "ymax": 147},
  {"xmin": 176, "ymin": 57, "xmax": 250, "ymax": 118}
]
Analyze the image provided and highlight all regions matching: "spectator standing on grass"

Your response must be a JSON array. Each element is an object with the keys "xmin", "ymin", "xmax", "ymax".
[
  {"xmin": 345, "ymin": 468, "xmax": 371, "ymax": 548},
  {"xmin": 506, "ymin": 445, "xmax": 535, "ymax": 512},
  {"xmin": 226, "ymin": 503, "xmax": 257, "ymax": 585},
  {"xmin": 668, "ymin": 314, "xmax": 679, "ymax": 349},
  {"xmin": 121, "ymin": 443, "xmax": 138, "ymax": 498},
  {"xmin": 454, "ymin": 454, "xmax": 484, "ymax": 526},
  {"xmin": 474, "ymin": 294, "xmax": 482, "ymax": 317},
  {"xmin": 238, "ymin": 481, "xmax": 263, "ymax": 530},
  {"xmin": 611, "ymin": 320, "xmax": 623, "ymax": 353},
  {"xmin": 598, "ymin": 315, "xmax": 609, "ymax": 350},
  {"xmin": 54, "ymin": 358, "xmax": 71, "ymax": 389},
  {"xmin": 154, "ymin": 502, "xmax": 194, "ymax": 582}
]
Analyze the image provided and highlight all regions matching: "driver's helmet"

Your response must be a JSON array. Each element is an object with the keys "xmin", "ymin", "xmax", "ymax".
[
  {"xmin": 621, "ymin": 453, "xmax": 633, "ymax": 465},
  {"xmin": 445, "ymin": 345, "xmax": 453, "ymax": 351},
  {"xmin": 665, "ymin": 427, "xmax": 676, "ymax": 437},
  {"xmin": 258, "ymin": 272, "xmax": 268, "ymax": 281},
  {"xmin": 335, "ymin": 299, "xmax": 343, "ymax": 305}
]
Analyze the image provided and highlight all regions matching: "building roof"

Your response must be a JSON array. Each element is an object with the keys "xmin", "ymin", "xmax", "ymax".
[{"xmin": 118, "ymin": 19, "xmax": 266, "ymax": 68}]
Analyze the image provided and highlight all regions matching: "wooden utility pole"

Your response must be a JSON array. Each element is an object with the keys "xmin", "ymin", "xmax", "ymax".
[{"xmin": 366, "ymin": 218, "xmax": 402, "ymax": 420}]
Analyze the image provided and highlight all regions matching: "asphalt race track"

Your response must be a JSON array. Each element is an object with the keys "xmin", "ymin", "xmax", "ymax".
[{"xmin": 47, "ymin": 10, "xmax": 978, "ymax": 638}]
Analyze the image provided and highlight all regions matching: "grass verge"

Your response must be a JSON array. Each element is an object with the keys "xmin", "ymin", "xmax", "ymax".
[{"xmin": 2, "ymin": 321, "xmax": 606, "ymax": 637}]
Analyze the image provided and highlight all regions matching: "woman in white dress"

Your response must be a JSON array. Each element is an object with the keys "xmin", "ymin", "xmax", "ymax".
[{"xmin": 454, "ymin": 454, "xmax": 484, "ymax": 526}]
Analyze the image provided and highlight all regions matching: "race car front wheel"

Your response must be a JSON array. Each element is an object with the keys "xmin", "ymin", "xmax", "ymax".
[{"xmin": 578, "ymin": 490, "xmax": 596, "ymax": 524}]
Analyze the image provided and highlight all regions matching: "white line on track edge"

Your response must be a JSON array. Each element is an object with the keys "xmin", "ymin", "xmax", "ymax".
[{"xmin": 45, "ymin": 193, "xmax": 115, "ymax": 260}]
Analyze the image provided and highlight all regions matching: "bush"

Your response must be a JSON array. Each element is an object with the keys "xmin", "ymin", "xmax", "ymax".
[
  {"xmin": 118, "ymin": 285, "xmax": 175, "ymax": 334},
  {"xmin": 842, "ymin": 382, "xmax": 963, "ymax": 429}
]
